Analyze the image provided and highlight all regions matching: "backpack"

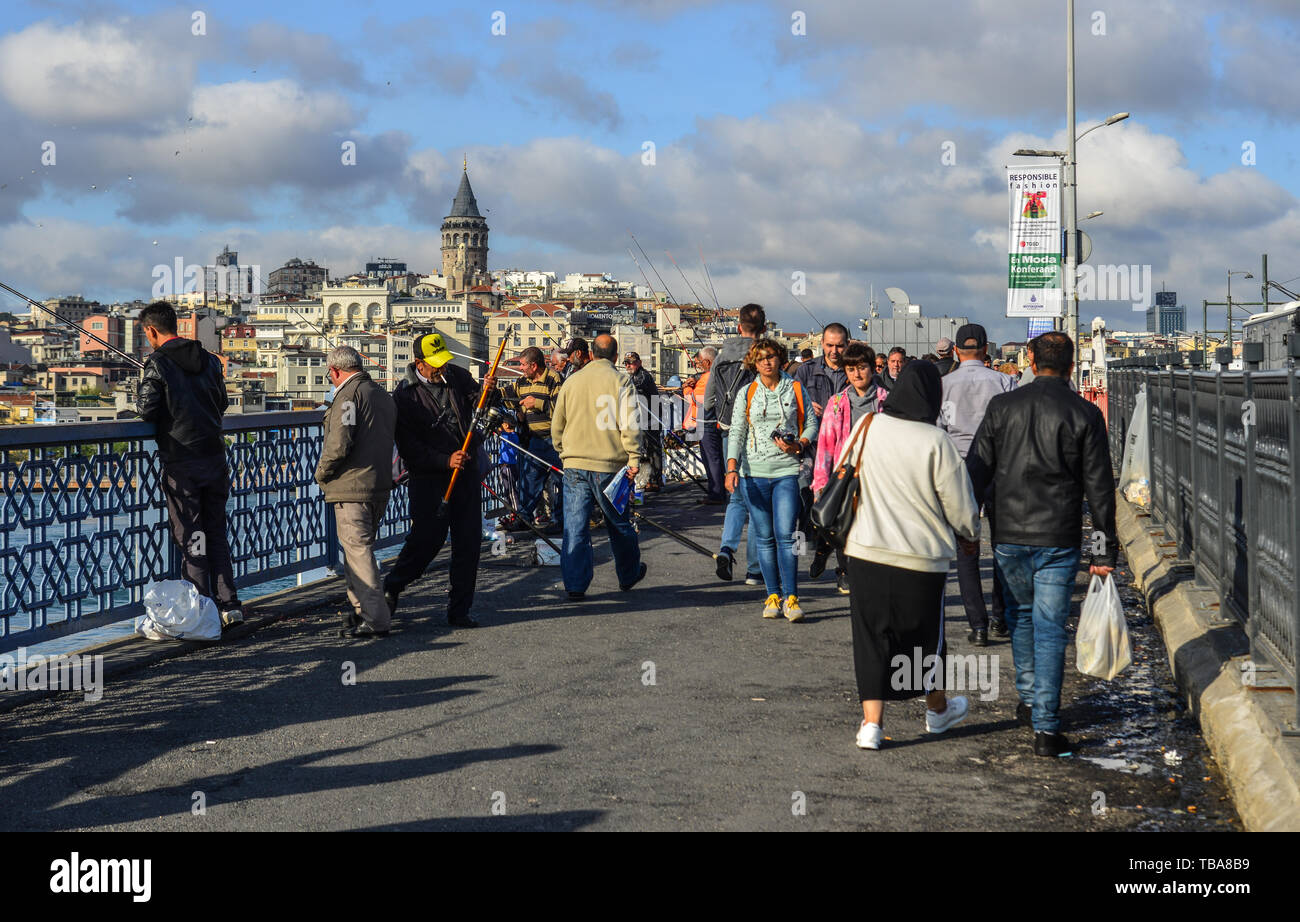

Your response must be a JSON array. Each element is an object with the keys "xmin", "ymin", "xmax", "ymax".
[
  {"xmin": 713, "ymin": 358, "xmax": 753, "ymax": 431},
  {"xmin": 744, "ymin": 379, "xmax": 806, "ymax": 435}
]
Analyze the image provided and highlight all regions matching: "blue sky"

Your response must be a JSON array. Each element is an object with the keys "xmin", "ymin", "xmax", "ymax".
[{"xmin": 2, "ymin": 0, "xmax": 1298, "ymax": 343}]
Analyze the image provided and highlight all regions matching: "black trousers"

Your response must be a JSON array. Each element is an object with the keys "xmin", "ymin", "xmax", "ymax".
[
  {"xmin": 698, "ymin": 423, "xmax": 726, "ymax": 501},
  {"xmin": 384, "ymin": 472, "xmax": 482, "ymax": 620},
  {"xmin": 162, "ymin": 455, "xmax": 239, "ymax": 610},
  {"xmin": 955, "ymin": 540, "xmax": 1005, "ymax": 630}
]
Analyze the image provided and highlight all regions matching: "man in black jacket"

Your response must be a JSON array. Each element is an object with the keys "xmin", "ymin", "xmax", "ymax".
[
  {"xmin": 967, "ymin": 331, "xmax": 1117, "ymax": 758},
  {"xmin": 383, "ymin": 332, "xmax": 483, "ymax": 628},
  {"xmin": 623, "ymin": 352, "xmax": 662, "ymax": 493},
  {"xmin": 135, "ymin": 301, "xmax": 242, "ymax": 628}
]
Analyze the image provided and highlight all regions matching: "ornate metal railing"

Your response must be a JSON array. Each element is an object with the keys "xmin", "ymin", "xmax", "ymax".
[
  {"xmin": 0, "ymin": 411, "xmax": 424, "ymax": 653},
  {"xmin": 1107, "ymin": 359, "xmax": 1299, "ymax": 725}
]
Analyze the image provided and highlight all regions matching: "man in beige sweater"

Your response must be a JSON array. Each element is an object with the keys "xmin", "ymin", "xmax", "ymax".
[{"xmin": 551, "ymin": 334, "xmax": 647, "ymax": 600}]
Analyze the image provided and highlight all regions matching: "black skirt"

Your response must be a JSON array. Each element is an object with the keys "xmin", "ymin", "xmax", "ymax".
[{"xmin": 846, "ymin": 557, "xmax": 948, "ymax": 701}]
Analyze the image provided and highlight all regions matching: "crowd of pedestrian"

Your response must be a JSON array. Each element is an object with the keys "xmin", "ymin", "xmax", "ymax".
[{"xmin": 139, "ymin": 296, "xmax": 1116, "ymax": 761}]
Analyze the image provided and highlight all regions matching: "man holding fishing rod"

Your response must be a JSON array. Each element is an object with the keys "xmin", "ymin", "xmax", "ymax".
[{"xmin": 382, "ymin": 332, "xmax": 487, "ymax": 629}]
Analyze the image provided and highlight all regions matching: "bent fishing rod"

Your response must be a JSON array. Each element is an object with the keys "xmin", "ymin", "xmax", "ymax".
[
  {"xmin": 490, "ymin": 419, "xmax": 721, "ymax": 563},
  {"xmin": 0, "ymin": 279, "xmax": 146, "ymax": 369}
]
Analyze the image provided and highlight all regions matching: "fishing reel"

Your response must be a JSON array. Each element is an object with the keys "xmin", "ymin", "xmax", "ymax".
[{"xmin": 477, "ymin": 404, "xmax": 518, "ymax": 437}]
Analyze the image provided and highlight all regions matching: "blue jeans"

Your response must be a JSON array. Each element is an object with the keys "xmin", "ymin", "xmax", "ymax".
[
  {"xmin": 993, "ymin": 543, "xmax": 1083, "ymax": 734},
  {"xmin": 520, "ymin": 436, "xmax": 563, "ymax": 521},
  {"xmin": 743, "ymin": 475, "xmax": 801, "ymax": 598},
  {"xmin": 719, "ymin": 436, "xmax": 759, "ymax": 576},
  {"xmin": 562, "ymin": 468, "xmax": 641, "ymax": 594}
]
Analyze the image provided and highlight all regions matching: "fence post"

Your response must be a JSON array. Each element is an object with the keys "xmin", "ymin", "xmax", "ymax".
[
  {"xmin": 1187, "ymin": 369, "xmax": 1198, "ymax": 567},
  {"xmin": 1290, "ymin": 371, "xmax": 1300, "ymax": 731},
  {"xmin": 1216, "ymin": 371, "xmax": 1228, "ymax": 606},
  {"xmin": 1244, "ymin": 371, "xmax": 1259, "ymax": 662}
]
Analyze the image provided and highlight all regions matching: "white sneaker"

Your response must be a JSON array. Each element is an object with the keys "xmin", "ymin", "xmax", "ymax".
[
  {"xmin": 745, "ymin": 575, "xmax": 762, "ymax": 586},
  {"xmin": 925, "ymin": 695, "xmax": 969, "ymax": 734},
  {"xmin": 856, "ymin": 721, "xmax": 882, "ymax": 750},
  {"xmin": 762, "ymin": 593, "xmax": 782, "ymax": 618}
]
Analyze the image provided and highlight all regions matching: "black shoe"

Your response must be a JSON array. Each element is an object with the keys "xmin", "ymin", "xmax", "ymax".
[
  {"xmin": 715, "ymin": 550, "xmax": 734, "ymax": 582},
  {"xmin": 567, "ymin": 591, "xmax": 586, "ymax": 601},
  {"xmin": 384, "ymin": 589, "xmax": 398, "ymax": 619},
  {"xmin": 990, "ymin": 616, "xmax": 1008, "ymax": 637},
  {"xmin": 1034, "ymin": 731, "xmax": 1073, "ymax": 757},
  {"xmin": 1016, "ymin": 701, "xmax": 1033, "ymax": 727},
  {"xmin": 809, "ymin": 546, "xmax": 831, "ymax": 579},
  {"xmin": 620, "ymin": 562, "xmax": 648, "ymax": 591},
  {"xmin": 836, "ymin": 569, "xmax": 850, "ymax": 595},
  {"xmin": 448, "ymin": 614, "xmax": 479, "ymax": 628},
  {"xmin": 353, "ymin": 622, "xmax": 390, "ymax": 639},
  {"xmin": 968, "ymin": 628, "xmax": 988, "ymax": 646}
]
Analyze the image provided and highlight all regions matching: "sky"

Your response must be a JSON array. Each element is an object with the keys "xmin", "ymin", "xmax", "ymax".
[{"xmin": 1, "ymin": 0, "xmax": 1298, "ymax": 345}]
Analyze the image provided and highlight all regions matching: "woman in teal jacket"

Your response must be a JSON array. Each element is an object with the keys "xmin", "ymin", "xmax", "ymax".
[{"xmin": 725, "ymin": 339, "xmax": 819, "ymax": 622}]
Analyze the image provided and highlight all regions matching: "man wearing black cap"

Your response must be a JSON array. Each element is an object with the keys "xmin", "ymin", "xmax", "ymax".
[
  {"xmin": 560, "ymin": 337, "xmax": 590, "ymax": 384},
  {"xmin": 384, "ymin": 331, "xmax": 484, "ymax": 628},
  {"xmin": 939, "ymin": 323, "xmax": 1016, "ymax": 646}
]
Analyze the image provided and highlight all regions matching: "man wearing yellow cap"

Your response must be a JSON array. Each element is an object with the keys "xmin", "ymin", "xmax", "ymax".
[{"xmin": 383, "ymin": 332, "xmax": 485, "ymax": 628}]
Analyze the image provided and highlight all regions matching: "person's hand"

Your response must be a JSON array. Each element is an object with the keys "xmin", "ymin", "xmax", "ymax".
[
  {"xmin": 725, "ymin": 470, "xmax": 739, "ymax": 494},
  {"xmin": 626, "ymin": 465, "xmax": 638, "ymax": 481},
  {"xmin": 520, "ymin": 395, "xmax": 536, "ymax": 410},
  {"xmin": 773, "ymin": 436, "xmax": 800, "ymax": 456},
  {"xmin": 812, "ymin": 401, "xmax": 825, "ymax": 417},
  {"xmin": 448, "ymin": 450, "xmax": 469, "ymax": 471},
  {"xmin": 1090, "ymin": 565, "xmax": 1114, "ymax": 577},
  {"xmin": 483, "ymin": 376, "xmax": 496, "ymax": 392},
  {"xmin": 813, "ymin": 488, "xmax": 822, "ymax": 501}
]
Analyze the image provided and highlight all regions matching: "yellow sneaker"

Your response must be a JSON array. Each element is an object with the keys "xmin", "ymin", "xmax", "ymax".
[
  {"xmin": 783, "ymin": 595, "xmax": 804, "ymax": 622},
  {"xmin": 762, "ymin": 593, "xmax": 782, "ymax": 618}
]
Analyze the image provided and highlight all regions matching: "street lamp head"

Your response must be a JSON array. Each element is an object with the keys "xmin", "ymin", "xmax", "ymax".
[
  {"xmin": 1013, "ymin": 148, "xmax": 1066, "ymax": 158},
  {"xmin": 1083, "ymin": 211, "xmax": 1103, "ymax": 220},
  {"xmin": 1104, "ymin": 112, "xmax": 1130, "ymax": 125}
]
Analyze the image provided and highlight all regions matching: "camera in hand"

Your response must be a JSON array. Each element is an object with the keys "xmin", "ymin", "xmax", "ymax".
[{"xmin": 770, "ymin": 428, "xmax": 797, "ymax": 445}]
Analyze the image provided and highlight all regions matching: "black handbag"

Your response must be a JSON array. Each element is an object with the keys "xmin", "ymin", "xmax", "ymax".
[{"xmin": 811, "ymin": 413, "xmax": 874, "ymax": 548}]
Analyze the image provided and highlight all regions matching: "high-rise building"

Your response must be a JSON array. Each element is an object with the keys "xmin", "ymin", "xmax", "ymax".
[
  {"xmin": 204, "ymin": 245, "xmax": 255, "ymax": 302},
  {"xmin": 440, "ymin": 163, "xmax": 490, "ymax": 293},
  {"xmin": 1147, "ymin": 290, "xmax": 1186, "ymax": 335}
]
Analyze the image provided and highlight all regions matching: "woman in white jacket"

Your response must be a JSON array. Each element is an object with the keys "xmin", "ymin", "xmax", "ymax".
[{"xmin": 838, "ymin": 361, "xmax": 981, "ymax": 750}]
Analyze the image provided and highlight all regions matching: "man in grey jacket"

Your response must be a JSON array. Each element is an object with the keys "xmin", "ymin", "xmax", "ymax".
[
  {"xmin": 940, "ymin": 323, "xmax": 1016, "ymax": 646},
  {"xmin": 315, "ymin": 345, "xmax": 397, "ymax": 638}
]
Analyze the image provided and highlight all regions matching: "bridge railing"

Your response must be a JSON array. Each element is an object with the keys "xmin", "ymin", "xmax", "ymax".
[
  {"xmin": 0, "ymin": 411, "xmax": 447, "ymax": 653},
  {"xmin": 1107, "ymin": 358, "xmax": 1299, "ymax": 723}
]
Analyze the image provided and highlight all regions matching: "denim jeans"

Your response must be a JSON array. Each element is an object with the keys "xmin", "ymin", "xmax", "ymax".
[
  {"xmin": 520, "ymin": 436, "xmax": 563, "ymax": 521},
  {"xmin": 993, "ymin": 543, "xmax": 1082, "ymax": 734},
  {"xmin": 719, "ymin": 435, "xmax": 759, "ymax": 576},
  {"xmin": 561, "ymin": 468, "xmax": 641, "ymax": 594},
  {"xmin": 743, "ymin": 475, "xmax": 801, "ymax": 598}
]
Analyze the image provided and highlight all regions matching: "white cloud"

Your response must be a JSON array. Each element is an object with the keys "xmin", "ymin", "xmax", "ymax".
[{"xmin": 0, "ymin": 21, "xmax": 195, "ymax": 124}]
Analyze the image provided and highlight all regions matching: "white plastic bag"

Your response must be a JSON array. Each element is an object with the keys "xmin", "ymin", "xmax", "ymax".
[
  {"xmin": 136, "ymin": 580, "xmax": 222, "ymax": 641},
  {"xmin": 1076, "ymin": 574, "xmax": 1131, "ymax": 680},
  {"xmin": 1118, "ymin": 387, "xmax": 1150, "ymax": 503}
]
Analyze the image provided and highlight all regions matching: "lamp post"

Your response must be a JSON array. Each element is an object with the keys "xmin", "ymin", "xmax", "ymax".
[{"xmin": 1227, "ymin": 269, "xmax": 1254, "ymax": 353}]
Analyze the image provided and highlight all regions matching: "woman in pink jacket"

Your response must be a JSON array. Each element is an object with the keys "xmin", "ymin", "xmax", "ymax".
[{"xmin": 812, "ymin": 342, "xmax": 882, "ymax": 497}]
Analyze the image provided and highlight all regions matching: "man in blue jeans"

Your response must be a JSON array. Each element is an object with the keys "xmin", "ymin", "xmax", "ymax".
[
  {"xmin": 551, "ymin": 333, "xmax": 647, "ymax": 599},
  {"xmin": 967, "ymin": 331, "xmax": 1117, "ymax": 757}
]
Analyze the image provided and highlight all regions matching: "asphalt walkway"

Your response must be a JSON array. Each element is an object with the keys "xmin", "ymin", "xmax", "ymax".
[{"xmin": 0, "ymin": 485, "xmax": 1237, "ymax": 830}]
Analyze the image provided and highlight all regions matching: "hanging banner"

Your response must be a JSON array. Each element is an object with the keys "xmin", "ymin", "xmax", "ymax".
[{"xmin": 1006, "ymin": 165, "xmax": 1063, "ymax": 318}]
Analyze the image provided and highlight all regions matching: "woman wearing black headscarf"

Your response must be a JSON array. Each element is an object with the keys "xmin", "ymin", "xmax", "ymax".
[{"xmin": 835, "ymin": 361, "xmax": 981, "ymax": 750}]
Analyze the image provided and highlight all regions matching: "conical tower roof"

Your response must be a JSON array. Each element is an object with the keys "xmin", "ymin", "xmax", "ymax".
[{"xmin": 449, "ymin": 169, "xmax": 481, "ymax": 218}]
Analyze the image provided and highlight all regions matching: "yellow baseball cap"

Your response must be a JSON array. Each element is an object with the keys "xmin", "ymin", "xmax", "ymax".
[{"xmin": 414, "ymin": 332, "xmax": 454, "ymax": 369}]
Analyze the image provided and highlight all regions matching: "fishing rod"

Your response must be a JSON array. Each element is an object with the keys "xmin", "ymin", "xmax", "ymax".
[
  {"xmin": 491, "ymin": 424, "xmax": 722, "ymax": 563},
  {"xmin": 697, "ymin": 245, "xmax": 724, "ymax": 315},
  {"xmin": 0, "ymin": 279, "xmax": 146, "ymax": 369},
  {"xmin": 445, "ymin": 332, "xmax": 510, "ymax": 503},
  {"xmin": 480, "ymin": 478, "xmax": 562, "ymax": 557},
  {"xmin": 626, "ymin": 237, "xmax": 693, "ymax": 355},
  {"xmin": 665, "ymin": 250, "xmax": 708, "ymax": 311}
]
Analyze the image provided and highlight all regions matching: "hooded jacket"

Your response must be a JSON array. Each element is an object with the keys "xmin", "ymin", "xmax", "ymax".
[
  {"xmin": 136, "ymin": 337, "xmax": 227, "ymax": 463},
  {"xmin": 391, "ymin": 362, "xmax": 483, "ymax": 479}
]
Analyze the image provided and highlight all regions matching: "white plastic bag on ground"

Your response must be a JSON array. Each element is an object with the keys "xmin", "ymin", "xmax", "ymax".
[
  {"xmin": 136, "ymin": 580, "xmax": 222, "ymax": 641},
  {"xmin": 1118, "ymin": 387, "xmax": 1150, "ymax": 504},
  {"xmin": 1076, "ymin": 574, "xmax": 1132, "ymax": 680}
]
